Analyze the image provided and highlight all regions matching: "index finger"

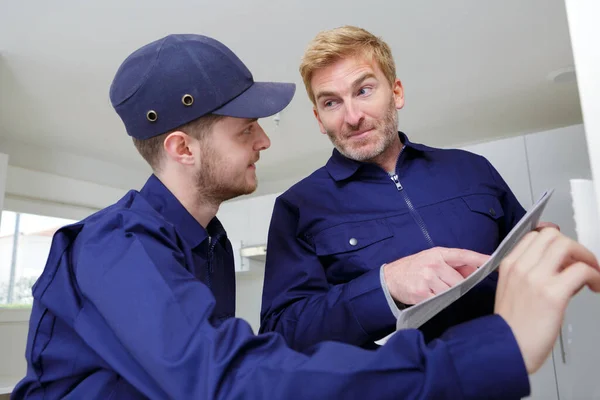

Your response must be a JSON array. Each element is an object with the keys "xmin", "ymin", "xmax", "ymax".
[
  {"xmin": 537, "ymin": 234, "xmax": 599, "ymax": 274},
  {"xmin": 454, "ymin": 265, "xmax": 478, "ymax": 278},
  {"xmin": 439, "ymin": 248, "xmax": 490, "ymax": 269}
]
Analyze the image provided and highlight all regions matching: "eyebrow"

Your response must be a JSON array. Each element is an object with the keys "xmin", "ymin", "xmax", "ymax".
[
  {"xmin": 239, "ymin": 118, "xmax": 258, "ymax": 131},
  {"xmin": 314, "ymin": 72, "xmax": 377, "ymax": 102},
  {"xmin": 242, "ymin": 118, "xmax": 258, "ymax": 127}
]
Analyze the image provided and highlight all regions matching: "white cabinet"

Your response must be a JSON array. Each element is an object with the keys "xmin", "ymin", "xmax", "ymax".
[
  {"xmin": 525, "ymin": 125, "xmax": 592, "ymax": 241},
  {"xmin": 461, "ymin": 124, "xmax": 597, "ymax": 400},
  {"xmin": 525, "ymin": 125, "xmax": 600, "ymax": 400}
]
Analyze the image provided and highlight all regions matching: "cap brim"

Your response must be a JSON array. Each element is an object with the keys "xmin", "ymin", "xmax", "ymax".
[{"xmin": 212, "ymin": 81, "xmax": 296, "ymax": 119}]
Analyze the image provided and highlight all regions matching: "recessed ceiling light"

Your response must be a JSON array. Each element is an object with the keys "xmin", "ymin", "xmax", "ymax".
[{"xmin": 547, "ymin": 66, "xmax": 577, "ymax": 84}]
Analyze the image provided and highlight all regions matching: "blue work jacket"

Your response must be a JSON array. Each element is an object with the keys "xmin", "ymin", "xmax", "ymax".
[
  {"xmin": 260, "ymin": 132, "xmax": 526, "ymax": 350},
  {"xmin": 13, "ymin": 173, "xmax": 529, "ymax": 399}
]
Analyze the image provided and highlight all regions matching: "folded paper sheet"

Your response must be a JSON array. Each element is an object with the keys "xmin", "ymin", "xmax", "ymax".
[{"xmin": 377, "ymin": 189, "xmax": 553, "ymax": 345}]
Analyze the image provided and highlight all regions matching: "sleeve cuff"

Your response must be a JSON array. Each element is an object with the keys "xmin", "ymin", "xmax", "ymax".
[
  {"xmin": 443, "ymin": 314, "xmax": 530, "ymax": 399},
  {"xmin": 346, "ymin": 267, "xmax": 396, "ymax": 337},
  {"xmin": 379, "ymin": 264, "xmax": 403, "ymax": 318}
]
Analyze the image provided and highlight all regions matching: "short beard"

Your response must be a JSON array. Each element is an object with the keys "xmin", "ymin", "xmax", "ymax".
[
  {"xmin": 327, "ymin": 97, "xmax": 398, "ymax": 162},
  {"xmin": 195, "ymin": 143, "xmax": 256, "ymax": 205}
]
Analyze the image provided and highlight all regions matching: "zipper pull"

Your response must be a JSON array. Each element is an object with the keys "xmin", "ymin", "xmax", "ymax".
[
  {"xmin": 207, "ymin": 236, "xmax": 214, "ymax": 273},
  {"xmin": 390, "ymin": 174, "xmax": 403, "ymax": 190}
]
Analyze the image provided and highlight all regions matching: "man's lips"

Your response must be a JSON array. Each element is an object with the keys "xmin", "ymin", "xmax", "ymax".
[{"xmin": 346, "ymin": 128, "xmax": 374, "ymax": 139}]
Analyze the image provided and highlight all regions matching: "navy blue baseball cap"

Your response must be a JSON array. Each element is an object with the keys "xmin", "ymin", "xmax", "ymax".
[{"xmin": 110, "ymin": 34, "xmax": 296, "ymax": 140}]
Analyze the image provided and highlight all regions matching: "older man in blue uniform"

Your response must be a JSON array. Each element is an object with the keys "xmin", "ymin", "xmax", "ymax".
[
  {"xmin": 12, "ymin": 33, "xmax": 597, "ymax": 400},
  {"xmin": 260, "ymin": 26, "xmax": 557, "ymax": 350}
]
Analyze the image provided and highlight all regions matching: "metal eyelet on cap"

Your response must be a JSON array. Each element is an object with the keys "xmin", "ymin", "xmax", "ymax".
[
  {"xmin": 146, "ymin": 110, "xmax": 158, "ymax": 122},
  {"xmin": 182, "ymin": 94, "xmax": 194, "ymax": 106}
]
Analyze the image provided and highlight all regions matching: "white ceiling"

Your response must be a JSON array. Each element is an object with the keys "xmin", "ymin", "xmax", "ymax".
[{"xmin": 0, "ymin": 0, "xmax": 582, "ymax": 186}]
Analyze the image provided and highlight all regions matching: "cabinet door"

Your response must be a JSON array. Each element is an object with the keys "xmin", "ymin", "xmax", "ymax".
[
  {"xmin": 460, "ymin": 136, "xmax": 558, "ymax": 400},
  {"xmin": 526, "ymin": 125, "xmax": 600, "ymax": 400},
  {"xmin": 0, "ymin": 153, "xmax": 7, "ymax": 226},
  {"xmin": 460, "ymin": 135, "xmax": 534, "ymax": 209}
]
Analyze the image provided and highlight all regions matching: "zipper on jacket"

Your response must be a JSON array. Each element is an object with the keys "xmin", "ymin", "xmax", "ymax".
[
  {"xmin": 389, "ymin": 145, "xmax": 435, "ymax": 248},
  {"xmin": 206, "ymin": 236, "xmax": 215, "ymax": 289}
]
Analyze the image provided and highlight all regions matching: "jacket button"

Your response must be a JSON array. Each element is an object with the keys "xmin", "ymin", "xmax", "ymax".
[
  {"xmin": 489, "ymin": 208, "xmax": 496, "ymax": 217},
  {"xmin": 349, "ymin": 238, "xmax": 358, "ymax": 246}
]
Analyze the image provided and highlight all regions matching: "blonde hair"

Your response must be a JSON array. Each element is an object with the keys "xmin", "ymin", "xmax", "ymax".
[{"xmin": 300, "ymin": 25, "xmax": 397, "ymax": 104}]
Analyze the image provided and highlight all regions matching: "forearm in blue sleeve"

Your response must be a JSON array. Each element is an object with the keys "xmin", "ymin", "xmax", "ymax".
[
  {"xmin": 76, "ymin": 228, "xmax": 529, "ymax": 399},
  {"xmin": 260, "ymin": 198, "xmax": 396, "ymax": 350}
]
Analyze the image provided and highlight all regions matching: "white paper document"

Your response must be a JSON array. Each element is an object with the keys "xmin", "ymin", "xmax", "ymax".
[{"xmin": 378, "ymin": 189, "xmax": 554, "ymax": 344}]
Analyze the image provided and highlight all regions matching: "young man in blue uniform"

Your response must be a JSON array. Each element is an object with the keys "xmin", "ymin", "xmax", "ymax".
[
  {"xmin": 260, "ymin": 25, "xmax": 558, "ymax": 350},
  {"xmin": 12, "ymin": 33, "xmax": 598, "ymax": 399}
]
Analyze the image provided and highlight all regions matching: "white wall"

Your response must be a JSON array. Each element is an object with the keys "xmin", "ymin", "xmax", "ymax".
[
  {"xmin": 0, "ymin": 136, "xmax": 147, "ymax": 221},
  {"xmin": 0, "ymin": 310, "xmax": 29, "ymax": 379},
  {"xmin": 565, "ymin": 0, "xmax": 600, "ymax": 218},
  {"xmin": 561, "ymin": 5, "xmax": 600, "ymax": 399},
  {"xmin": 0, "ymin": 154, "xmax": 7, "ymax": 229},
  {"xmin": 235, "ymin": 267, "xmax": 267, "ymax": 333},
  {"xmin": 4, "ymin": 166, "xmax": 126, "ymax": 221},
  {"xmin": 0, "ymin": 137, "xmax": 149, "ymax": 192}
]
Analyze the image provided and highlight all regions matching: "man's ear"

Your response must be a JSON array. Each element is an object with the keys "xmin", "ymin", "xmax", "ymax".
[
  {"xmin": 164, "ymin": 131, "xmax": 196, "ymax": 165},
  {"xmin": 313, "ymin": 107, "xmax": 327, "ymax": 135},
  {"xmin": 393, "ymin": 78, "xmax": 405, "ymax": 110}
]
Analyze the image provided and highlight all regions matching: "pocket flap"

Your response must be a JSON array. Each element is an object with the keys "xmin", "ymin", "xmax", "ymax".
[
  {"xmin": 313, "ymin": 219, "xmax": 393, "ymax": 256},
  {"xmin": 462, "ymin": 194, "xmax": 504, "ymax": 220}
]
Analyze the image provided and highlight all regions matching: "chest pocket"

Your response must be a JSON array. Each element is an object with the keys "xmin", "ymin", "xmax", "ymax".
[
  {"xmin": 455, "ymin": 193, "xmax": 504, "ymax": 254},
  {"xmin": 312, "ymin": 219, "xmax": 394, "ymax": 283},
  {"xmin": 461, "ymin": 194, "xmax": 504, "ymax": 221}
]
